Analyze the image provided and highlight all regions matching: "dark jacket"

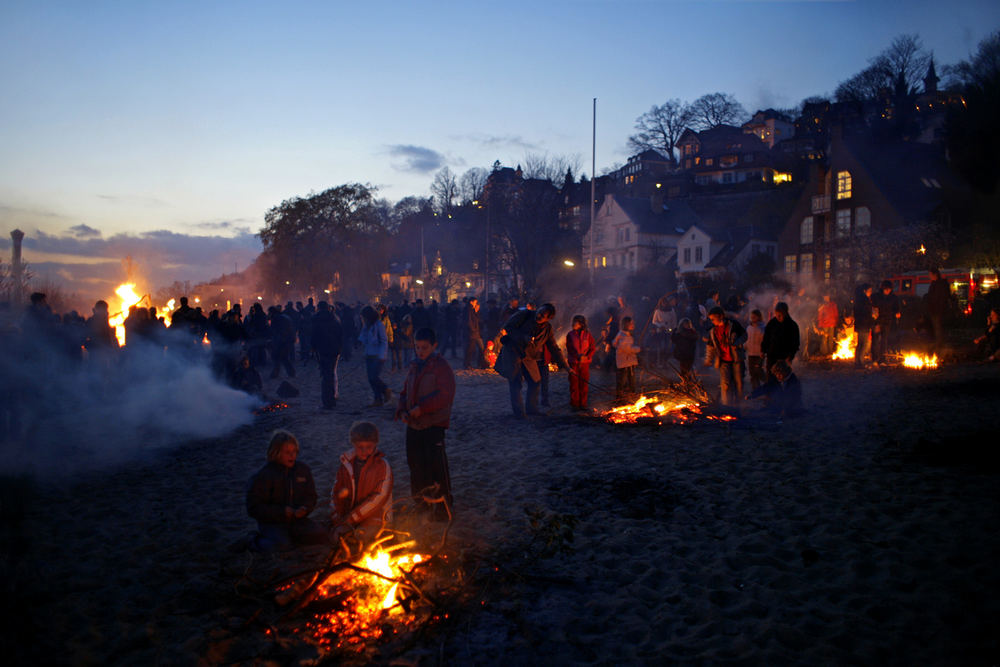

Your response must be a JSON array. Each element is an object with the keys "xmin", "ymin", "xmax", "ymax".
[
  {"xmin": 749, "ymin": 372, "xmax": 803, "ymax": 417},
  {"xmin": 706, "ymin": 317, "xmax": 748, "ymax": 367},
  {"xmin": 496, "ymin": 310, "xmax": 567, "ymax": 381},
  {"xmin": 762, "ymin": 316, "xmax": 800, "ymax": 362},
  {"xmin": 466, "ymin": 305, "xmax": 482, "ymax": 339},
  {"xmin": 926, "ymin": 278, "xmax": 950, "ymax": 317},
  {"xmin": 310, "ymin": 309, "xmax": 343, "ymax": 357},
  {"xmin": 671, "ymin": 326, "xmax": 699, "ymax": 363},
  {"xmin": 853, "ymin": 291, "xmax": 875, "ymax": 329},
  {"xmin": 246, "ymin": 461, "xmax": 318, "ymax": 524}
]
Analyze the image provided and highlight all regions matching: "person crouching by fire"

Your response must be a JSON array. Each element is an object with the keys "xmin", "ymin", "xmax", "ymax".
[
  {"xmin": 331, "ymin": 421, "xmax": 394, "ymax": 544},
  {"xmin": 495, "ymin": 303, "xmax": 569, "ymax": 417},
  {"xmin": 704, "ymin": 306, "xmax": 747, "ymax": 407},
  {"xmin": 395, "ymin": 328, "xmax": 456, "ymax": 520},
  {"xmin": 245, "ymin": 430, "xmax": 328, "ymax": 552},
  {"xmin": 745, "ymin": 359, "xmax": 803, "ymax": 420}
]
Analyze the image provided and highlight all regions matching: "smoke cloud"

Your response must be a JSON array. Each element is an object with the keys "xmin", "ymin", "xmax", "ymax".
[{"xmin": 0, "ymin": 329, "xmax": 260, "ymax": 478}]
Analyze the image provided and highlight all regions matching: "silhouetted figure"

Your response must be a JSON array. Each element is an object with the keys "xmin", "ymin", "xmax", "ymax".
[{"xmin": 311, "ymin": 301, "xmax": 342, "ymax": 409}]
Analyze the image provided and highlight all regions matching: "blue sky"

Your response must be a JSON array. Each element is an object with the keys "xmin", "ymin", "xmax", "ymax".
[{"xmin": 1, "ymin": 0, "xmax": 998, "ymax": 302}]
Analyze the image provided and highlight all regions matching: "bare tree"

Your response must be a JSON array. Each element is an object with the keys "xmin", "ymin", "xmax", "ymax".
[
  {"xmin": 627, "ymin": 99, "xmax": 692, "ymax": 159},
  {"xmin": 688, "ymin": 92, "xmax": 747, "ymax": 130},
  {"xmin": 430, "ymin": 167, "xmax": 458, "ymax": 215},
  {"xmin": 835, "ymin": 34, "xmax": 931, "ymax": 102},
  {"xmin": 458, "ymin": 167, "xmax": 489, "ymax": 205},
  {"xmin": 521, "ymin": 153, "xmax": 583, "ymax": 183}
]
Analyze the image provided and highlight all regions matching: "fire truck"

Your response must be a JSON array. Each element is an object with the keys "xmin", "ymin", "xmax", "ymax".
[{"xmin": 885, "ymin": 268, "xmax": 999, "ymax": 315}]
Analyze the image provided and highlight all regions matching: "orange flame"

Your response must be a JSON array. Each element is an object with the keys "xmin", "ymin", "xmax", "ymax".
[
  {"xmin": 108, "ymin": 283, "xmax": 142, "ymax": 347},
  {"xmin": 902, "ymin": 352, "xmax": 939, "ymax": 369},
  {"xmin": 831, "ymin": 332, "xmax": 856, "ymax": 361},
  {"xmin": 601, "ymin": 391, "xmax": 735, "ymax": 425}
]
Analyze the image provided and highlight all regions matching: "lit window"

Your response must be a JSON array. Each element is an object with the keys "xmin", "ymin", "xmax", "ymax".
[
  {"xmin": 773, "ymin": 172, "xmax": 792, "ymax": 184},
  {"xmin": 836, "ymin": 209, "xmax": 851, "ymax": 238},
  {"xmin": 784, "ymin": 255, "xmax": 797, "ymax": 274},
  {"xmin": 836, "ymin": 170, "xmax": 852, "ymax": 199},
  {"xmin": 800, "ymin": 216, "xmax": 814, "ymax": 244},
  {"xmin": 800, "ymin": 253, "xmax": 814, "ymax": 274},
  {"xmin": 720, "ymin": 155, "xmax": 737, "ymax": 167},
  {"xmin": 855, "ymin": 207, "xmax": 870, "ymax": 235},
  {"xmin": 705, "ymin": 158, "xmax": 714, "ymax": 166}
]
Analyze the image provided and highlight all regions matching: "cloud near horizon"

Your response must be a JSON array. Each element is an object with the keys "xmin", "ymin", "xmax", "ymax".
[
  {"xmin": 386, "ymin": 144, "xmax": 447, "ymax": 173},
  {"xmin": 0, "ymin": 227, "xmax": 262, "ymax": 308}
]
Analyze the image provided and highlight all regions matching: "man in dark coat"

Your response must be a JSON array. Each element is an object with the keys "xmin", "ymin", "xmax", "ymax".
[
  {"xmin": 269, "ymin": 307, "xmax": 297, "ymax": 379},
  {"xmin": 926, "ymin": 268, "xmax": 950, "ymax": 351},
  {"xmin": 311, "ymin": 301, "xmax": 343, "ymax": 409},
  {"xmin": 871, "ymin": 280, "xmax": 900, "ymax": 364},
  {"xmin": 761, "ymin": 301, "xmax": 800, "ymax": 375},
  {"xmin": 852, "ymin": 284, "xmax": 875, "ymax": 368},
  {"xmin": 495, "ymin": 303, "xmax": 568, "ymax": 417}
]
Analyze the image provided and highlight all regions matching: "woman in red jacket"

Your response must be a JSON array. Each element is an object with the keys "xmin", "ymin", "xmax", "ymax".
[{"xmin": 566, "ymin": 315, "xmax": 596, "ymax": 411}]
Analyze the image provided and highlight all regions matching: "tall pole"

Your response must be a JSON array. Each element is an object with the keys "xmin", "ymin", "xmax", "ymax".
[
  {"xmin": 485, "ymin": 201, "xmax": 491, "ymax": 299},
  {"xmin": 590, "ymin": 98, "xmax": 596, "ymax": 285}
]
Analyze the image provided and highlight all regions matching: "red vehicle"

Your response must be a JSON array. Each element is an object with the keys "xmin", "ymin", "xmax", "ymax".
[{"xmin": 885, "ymin": 268, "xmax": 999, "ymax": 315}]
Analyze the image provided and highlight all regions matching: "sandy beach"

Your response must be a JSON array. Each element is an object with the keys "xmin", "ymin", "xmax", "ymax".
[{"xmin": 2, "ymin": 350, "xmax": 999, "ymax": 665}]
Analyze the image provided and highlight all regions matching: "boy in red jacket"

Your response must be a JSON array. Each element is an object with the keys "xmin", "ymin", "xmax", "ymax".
[
  {"xmin": 331, "ymin": 421, "xmax": 394, "ymax": 541},
  {"xmin": 395, "ymin": 327, "xmax": 457, "ymax": 520}
]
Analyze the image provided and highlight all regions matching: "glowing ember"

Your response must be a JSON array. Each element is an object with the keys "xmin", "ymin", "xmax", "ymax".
[
  {"xmin": 303, "ymin": 548, "xmax": 429, "ymax": 651},
  {"xmin": 601, "ymin": 391, "xmax": 736, "ymax": 425},
  {"xmin": 902, "ymin": 352, "xmax": 939, "ymax": 369}
]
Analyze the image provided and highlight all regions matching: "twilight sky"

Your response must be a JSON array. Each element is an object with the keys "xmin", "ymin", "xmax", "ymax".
[{"xmin": 1, "ymin": 0, "xmax": 998, "ymax": 304}]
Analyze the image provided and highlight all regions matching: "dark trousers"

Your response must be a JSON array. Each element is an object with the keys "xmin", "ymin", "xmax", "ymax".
[
  {"xmin": 318, "ymin": 353, "xmax": 339, "ymax": 407},
  {"xmin": 854, "ymin": 327, "xmax": 871, "ymax": 367},
  {"xmin": 270, "ymin": 341, "xmax": 296, "ymax": 378},
  {"xmin": 405, "ymin": 426, "xmax": 453, "ymax": 513},
  {"xmin": 465, "ymin": 335, "xmax": 485, "ymax": 369},
  {"xmin": 539, "ymin": 359, "xmax": 550, "ymax": 406},
  {"xmin": 252, "ymin": 518, "xmax": 328, "ymax": 553},
  {"xmin": 365, "ymin": 356, "xmax": 387, "ymax": 402},
  {"xmin": 569, "ymin": 361, "xmax": 590, "ymax": 408},
  {"xmin": 615, "ymin": 365, "xmax": 636, "ymax": 398},
  {"xmin": 508, "ymin": 366, "xmax": 541, "ymax": 416},
  {"xmin": 748, "ymin": 355, "xmax": 765, "ymax": 391}
]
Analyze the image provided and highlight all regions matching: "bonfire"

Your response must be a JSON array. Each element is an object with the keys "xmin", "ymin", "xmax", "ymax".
[{"xmin": 901, "ymin": 352, "xmax": 939, "ymax": 369}]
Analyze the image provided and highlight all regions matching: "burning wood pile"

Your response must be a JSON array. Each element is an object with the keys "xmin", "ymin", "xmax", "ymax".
[
  {"xmin": 237, "ymin": 500, "xmax": 470, "ymax": 661},
  {"xmin": 598, "ymin": 390, "xmax": 737, "ymax": 426}
]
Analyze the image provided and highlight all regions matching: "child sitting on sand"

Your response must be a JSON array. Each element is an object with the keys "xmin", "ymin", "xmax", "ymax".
[
  {"xmin": 745, "ymin": 359, "xmax": 803, "ymax": 419},
  {"xmin": 245, "ymin": 430, "xmax": 328, "ymax": 552},
  {"xmin": 331, "ymin": 421, "xmax": 394, "ymax": 542}
]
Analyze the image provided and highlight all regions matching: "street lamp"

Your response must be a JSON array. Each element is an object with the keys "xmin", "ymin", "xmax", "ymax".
[{"xmin": 563, "ymin": 259, "xmax": 575, "ymax": 267}]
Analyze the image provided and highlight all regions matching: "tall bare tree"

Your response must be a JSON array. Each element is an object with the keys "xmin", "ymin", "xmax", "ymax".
[
  {"xmin": 521, "ymin": 153, "xmax": 583, "ymax": 183},
  {"xmin": 430, "ymin": 167, "xmax": 458, "ymax": 215},
  {"xmin": 688, "ymin": 92, "xmax": 747, "ymax": 130},
  {"xmin": 627, "ymin": 99, "xmax": 692, "ymax": 159},
  {"xmin": 458, "ymin": 167, "xmax": 489, "ymax": 205},
  {"xmin": 835, "ymin": 34, "xmax": 931, "ymax": 102}
]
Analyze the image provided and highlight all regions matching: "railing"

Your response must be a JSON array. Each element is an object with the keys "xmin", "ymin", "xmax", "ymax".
[{"xmin": 811, "ymin": 194, "xmax": 830, "ymax": 214}]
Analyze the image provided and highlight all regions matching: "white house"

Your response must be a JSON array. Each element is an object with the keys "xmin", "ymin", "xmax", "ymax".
[{"xmin": 582, "ymin": 194, "xmax": 689, "ymax": 274}]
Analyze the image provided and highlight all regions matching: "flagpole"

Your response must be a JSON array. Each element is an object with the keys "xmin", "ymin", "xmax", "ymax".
[{"xmin": 590, "ymin": 97, "xmax": 596, "ymax": 285}]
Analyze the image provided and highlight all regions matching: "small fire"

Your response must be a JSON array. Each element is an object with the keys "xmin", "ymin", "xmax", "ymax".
[
  {"xmin": 602, "ymin": 391, "xmax": 735, "ymax": 425},
  {"xmin": 902, "ymin": 352, "xmax": 939, "ymax": 369},
  {"xmin": 831, "ymin": 333, "xmax": 856, "ymax": 361},
  {"xmin": 304, "ymin": 547, "xmax": 428, "ymax": 651}
]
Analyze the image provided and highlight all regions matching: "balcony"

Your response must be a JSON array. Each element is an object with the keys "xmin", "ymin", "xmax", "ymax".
[{"xmin": 811, "ymin": 194, "xmax": 830, "ymax": 214}]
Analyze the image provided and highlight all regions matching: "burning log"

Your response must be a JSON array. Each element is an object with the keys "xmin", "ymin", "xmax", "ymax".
[{"xmin": 900, "ymin": 352, "xmax": 940, "ymax": 369}]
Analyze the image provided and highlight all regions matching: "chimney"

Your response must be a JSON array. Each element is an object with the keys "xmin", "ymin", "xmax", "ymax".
[{"xmin": 10, "ymin": 229, "xmax": 24, "ymax": 305}]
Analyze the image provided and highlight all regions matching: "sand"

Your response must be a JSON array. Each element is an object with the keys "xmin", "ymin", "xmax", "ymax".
[{"xmin": 2, "ymin": 350, "xmax": 999, "ymax": 665}]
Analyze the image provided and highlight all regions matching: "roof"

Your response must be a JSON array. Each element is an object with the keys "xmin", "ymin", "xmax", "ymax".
[
  {"xmin": 609, "ymin": 195, "xmax": 697, "ymax": 236},
  {"xmin": 839, "ymin": 134, "xmax": 963, "ymax": 222}
]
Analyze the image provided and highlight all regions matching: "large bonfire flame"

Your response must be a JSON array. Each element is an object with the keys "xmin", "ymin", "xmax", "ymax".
[
  {"xmin": 107, "ymin": 282, "xmax": 175, "ymax": 346},
  {"xmin": 601, "ymin": 390, "xmax": 736, "ymax": 425}
]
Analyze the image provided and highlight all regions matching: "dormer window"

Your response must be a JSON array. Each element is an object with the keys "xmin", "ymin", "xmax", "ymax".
[{"xmin": 836, "ymin": 170, "xmax": 852, "ymax": 199}]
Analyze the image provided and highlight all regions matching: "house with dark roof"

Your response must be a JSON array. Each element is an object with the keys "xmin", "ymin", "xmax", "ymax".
[
  {"xmin": 777, "ymin": 127, "xmax": 965, "ymax": 286},
  {"xmin": 582, "ymin": 194, "xmax": 691, "ymax": 274},
  {"xmin": 674, "ymin": 189, "xmax": 798, "ymax": 279},
  {"xmin": 676, "ymin": 125, "xmax": 789, "ymax": 186}
]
